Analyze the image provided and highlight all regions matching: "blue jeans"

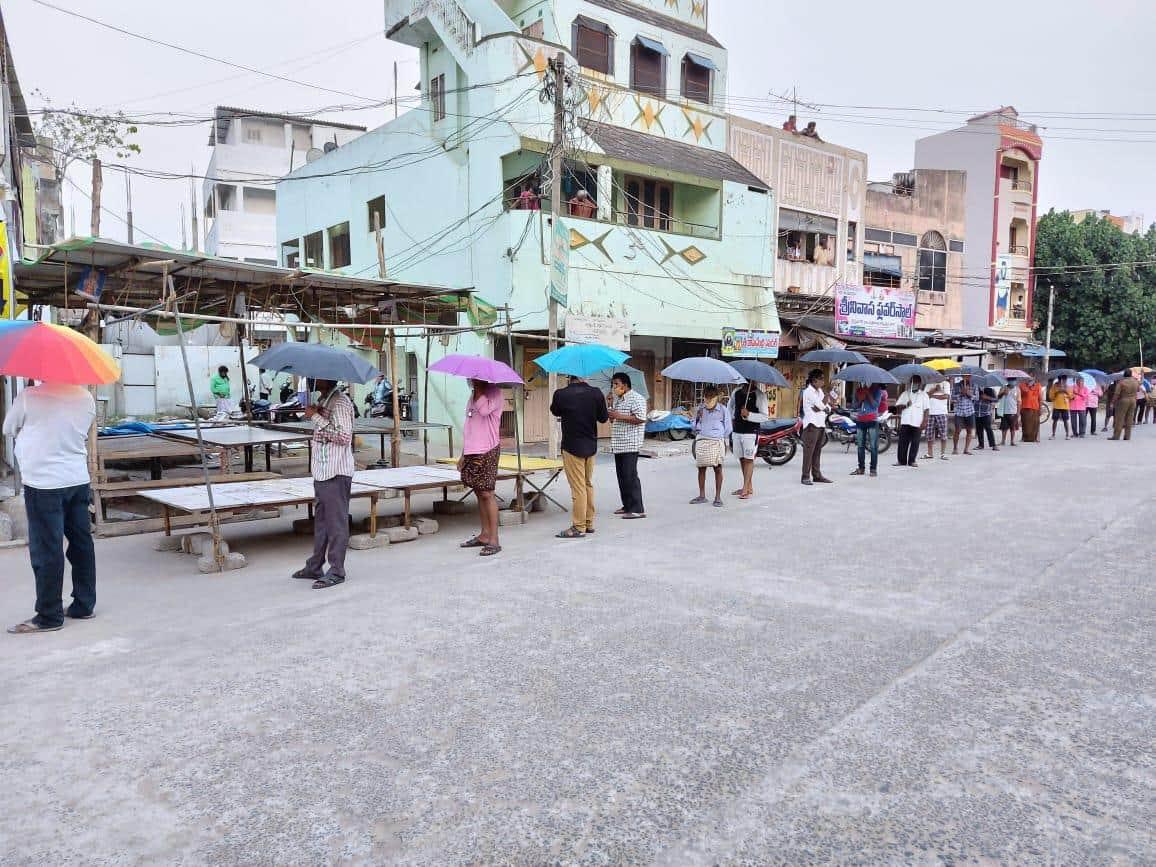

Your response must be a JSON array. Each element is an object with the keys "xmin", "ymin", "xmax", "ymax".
[
  {"xmin": 856, "ymin": 421, "xmax": 879, "ymax": 472},
  {"xmin": 25, "ymin": 484, "xmax": 97, "ymax": 628}
]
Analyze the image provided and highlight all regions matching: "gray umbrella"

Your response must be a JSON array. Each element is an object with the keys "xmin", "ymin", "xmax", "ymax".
[
  {"xmin": 974, "ymin": 373, "xmax": 1008, "ymax": 389},
  {"xmin": 800, "ymin": 348, "xmax": 869, "ymax": 365},
  {"xmin": 587, "ymin": 365, "xmax": 650, "ymax": 400},
  {"xmin": 941, "ymin": 364, "xmax": 986, "ymax": 378},
  {"xmin": 661, "ymin": 356, "xmax": 746, "ymax": 384},
  {"xmin": 1045, "ymin": 368, "xmax": 1080, "ymax": 380},
  {"xmin": 833, "ymin": 363, "xmax": 900, "ymax": 386},
  {"xmin": 888, "ymin": 363, "xmax": 944, "ymax": 383},
  {"xmin": 727, "ymin": 360, "xmax": 789, "ymax": 387},
  {"xmin": 250, "ymin": 342, "xmax": 381, "ymax": 384}
]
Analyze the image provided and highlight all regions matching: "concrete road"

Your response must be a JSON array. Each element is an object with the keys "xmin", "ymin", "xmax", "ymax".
[{"xmin": 0, "ymin": 431, "xmax": 1152, "ymax": 865}]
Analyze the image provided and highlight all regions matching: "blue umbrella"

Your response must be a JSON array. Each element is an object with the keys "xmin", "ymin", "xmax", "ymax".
[
  {"xmin": 728, "ymin": 359, "xmax": 788, "ymax": 387},
  {"xmin": 1082, "ymin": 368, "xmax": 1107, "ymax": 376},
  {"xmin": 534, "ymin": 343, "xmax": 629, "ymax": 377},
  {"xmin": 250, "ymin": 342, "xmax": 381, "ymax": 384},
  {"xmin": 800, "ymin": 348, "xmax": 868, "ymax": 365},
  {"xmin": 833, "ymin": 364, "xmax": 900, "ymax": 386},
  {"xmin": 662, "ymin": 356, "xmax": 746, "ymax": 384}
]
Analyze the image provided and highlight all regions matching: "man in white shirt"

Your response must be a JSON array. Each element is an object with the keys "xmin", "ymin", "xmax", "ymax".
[
  {"xmin": 894, "ymin": 376, "xmax": 931, "ymax": 468},
  {"xmin": 800, "ymin": 369, "xmax": 833, "ymax": 486},
  {"xmin": 923, "ymin": 379, "xmax": 950, "ymax": 461},
  {"xmin": 4, "ymin": 383, "xmax": 97, "ymax": 634}
]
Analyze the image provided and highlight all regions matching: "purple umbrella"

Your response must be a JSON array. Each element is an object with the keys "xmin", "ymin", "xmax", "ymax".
[{"xmin": 428, "ymin": 354, "xmax": 523, "ymax": 384}]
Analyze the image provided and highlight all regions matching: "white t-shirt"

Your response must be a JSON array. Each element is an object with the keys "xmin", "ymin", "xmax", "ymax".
[
  {"xmin": 3, "ymin": 384, "xmax": 95, "ymax": 490},
  {"xmin": 801, "ymin": 384, "xmax": 828, "ymax": 428},
  {"xmin": 926, "ymin": 384, "xmax": 950, "ymax": 416},
  {"xmin": 896, "ymin": 389, "xmax": 931, "ymax": 427}
]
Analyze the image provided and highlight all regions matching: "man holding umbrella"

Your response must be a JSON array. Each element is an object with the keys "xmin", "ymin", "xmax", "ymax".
[
  {"xmin": 800, "ymin": 368, "xmax": 833, "ymax": 485},
  {"xmin": 729, "ymin": 379, "xmax": 769, "ymax": 499}
]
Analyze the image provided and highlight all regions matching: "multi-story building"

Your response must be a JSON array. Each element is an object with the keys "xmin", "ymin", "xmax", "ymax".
[
  {"xmin": 204, "ymin": 107, "xmax": 365, "ymax": 264},
  {"xmin": 1070, "ymin": 209, "xmax": 1147, "ymax": 236},
  {"xmin": 276, "ymin": 0, "xmax": 780, "ymax": 442},
  {"xmin": 0, "ymin": 7, "xmax": 35, "ymax": 313},
  {"xmin": 914, "ymin": 107, "xmax": 1043, "ymax": 340},
  {"xmin": 864, "ymin": 169, "xmax": 968, "ymax": 333},
  {"xmin": 727, "ymin": 115, "xmax": 865, "ymax": 301}
]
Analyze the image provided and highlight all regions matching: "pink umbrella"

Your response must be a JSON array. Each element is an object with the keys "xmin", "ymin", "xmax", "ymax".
[
  {"xmin": 428, "ymin": 354, "xmax": 523, "ymax": 384},
  {"xmin": 996, "ymin": 369, "xmax": 1033, "ymax": 380}
]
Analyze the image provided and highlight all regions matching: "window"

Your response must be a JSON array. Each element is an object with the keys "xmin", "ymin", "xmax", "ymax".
[
  {"xmin": 216, "ymin": 185, "xmax": 237, "ymax": 212},
  {"xmin": 864, "ymin": 227, "xmax": 891, "ymax": 243},
  {"xmin": 865, "ymin": 254, "xmax": 902, "ymax": 289},
  {"xmin": 778, "ymin": 209, "xmax": 838, "ymax": 262},
  {"xmin": 1000, "ymin": 164, "xmax": 1019, "ymax": 182},
  {"xmin": 327, "ymin": 222, "xmax": 351, "ymax": 269},
  {"xmin": 846, "ymin": 221, "xmax": 857, "ymax": 262},
  {"xmin": 624, "ymin": 175, "xmax": 672, "ymax": 231},
  {"xmin": 303, "ymin": 231, "xmax": 324, "ymax": 268},
  {"xmin": 918, "ymin": 230, "xmax": 947, "ymax": 293},
  {"xmin": 892, "ymin": 231, "xmax": 918, "ymax": 247},
  {"xmin": 681, "ymin": 53, "xmax": 714, "ymax": 103},
  {"xmin": 949, "ymin": 239, "xmax": 965, "ymax": 253},
  {"xmin": 1011, "ymin": 283, "xmax": 1027, "ymax": 320},
  {"xmin": 244, "ymin": 124, "xmax": 263, "ymax": 144},
  {"xmin": 367, "ymin": 196, "xmax": 386, "ymax": 233},
  {"xmin": 281, "ymin": 239, "xmax": 300, "ymax": 269},
  {"xmin": 430, "ymin": 74, "xmax": 446, "ymax": 121},
  {"xmin": 573, "ymin": 16, "xmax": 614, "ymax": 74},
  {"xmin": 243, "ymin": 187, "xmax": 276, "ymax": 215},
  {"xmin": 630, "ymin": 36, "xmax": 667, "ymax": 98}
]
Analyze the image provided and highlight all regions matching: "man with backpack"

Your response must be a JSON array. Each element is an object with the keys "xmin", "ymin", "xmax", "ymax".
[{"xmin": 850, "ymin": 382, "xmax": 886, "ymax": 477}]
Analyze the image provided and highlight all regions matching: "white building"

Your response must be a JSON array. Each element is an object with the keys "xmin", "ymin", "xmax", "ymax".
[{"xmin": 203, "ymin": 107, "xmax": 366, "ymax": 264}]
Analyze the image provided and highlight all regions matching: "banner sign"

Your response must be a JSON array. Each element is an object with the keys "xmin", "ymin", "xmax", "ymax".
[
  {"xmin": 834, "ymin": 283, "xmax": 916, "ymax": 339},
  {"xmin": 566, "ymin": 313, "xmax": 630, "ymax": 350},
  {"xmin": 549, "ymin": 219, "xmax": 569, "ymax": 307},
  {"xmin": 722, "ymin": 328, "xmax": 781, "ymax": 359},
  {"xmin": 993, "ymin": 254, "xmax": 1012, "ymax": 328}
]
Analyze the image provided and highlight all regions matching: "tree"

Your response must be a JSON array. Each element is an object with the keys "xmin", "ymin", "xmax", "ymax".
[{"xmin": 1032, "ymin": 210, "xmax": 1156, "ymax": 371}]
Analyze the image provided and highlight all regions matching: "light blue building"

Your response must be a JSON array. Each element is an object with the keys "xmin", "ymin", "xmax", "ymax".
[{"xmin": 276, "ymin": 0, "xmax": 779, "ymax": 443}]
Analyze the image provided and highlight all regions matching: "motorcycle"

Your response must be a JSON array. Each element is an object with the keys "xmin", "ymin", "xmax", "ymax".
[
  {"xmin": 364, "ymin": 387, "xmax": 411, "ymax": 420},
  {"xmin": 756, "ymin": 418, "xmax": 801, "ymax": 466},
  {"xmin": 827, "ymin": 408, "xmax": 893, "ymax": 454}
]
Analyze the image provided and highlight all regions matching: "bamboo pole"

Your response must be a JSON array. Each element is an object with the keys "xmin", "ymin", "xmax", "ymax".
[
  {"xmin": 374, "ymin": 213, "xmax": 402, "ymax": 468},
  {"xmin": 503, "ymin": 305, "xmax": 524, "ymax": 509}
]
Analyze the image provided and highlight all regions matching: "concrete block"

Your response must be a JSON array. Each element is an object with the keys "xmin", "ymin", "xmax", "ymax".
[
  {"xmin": 181, "ymin": 533, "xmax": 213, "ymax": 555},
  {"xmin": 529, "ymin": 495, "xmax": 548, "ymax": 513},
  {"xmin": 1, "ymin": 493, "xmax": 27, "ymax": 541},
  {"xmin": 292, "ymin": 518, "xmax": 314, "ymax": 535},
  {"xmin": 433, "ymin": 499, "xmax": 471, "ymax": 516},
  {"xmin": 414, "ymin": 517, "xmax": 439, "ymax": 535},
  {"xmin": 499, "ymin": 509, "xmax": 528, "ymax": 527},
  {"xmin": 0, "ymin": 511, "xmax": 13, "ymax": 543},
  {"xmin": 349, "ymin": 533, "xmax": 387, "ymax": 550},
  {"xmin": 359, "ymin": 515, "xmax": 403, "ymax": 532},
  {"xmin": 197, "ymin": 551, "xmax": 247, "ymax": 573},
  {"xmin": 385, "ymin": 526, "xmax": 420, "ymax": 544},
  {"xmin": 153, "ymin": 536, "xmax": 184, "ymax": 552}
]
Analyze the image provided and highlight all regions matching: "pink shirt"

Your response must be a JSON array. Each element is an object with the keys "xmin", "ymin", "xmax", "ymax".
[
  {"xmin": 1070, "ymin": 383, "xmax": 1088, "ymax": 412},
  {"xmin": 1086, "ymin": 385, "xmax": 1101, "ymax": 409},
  {"xmin": 462, "ymin": 384, "xmax": 503, "ymax": 455}
]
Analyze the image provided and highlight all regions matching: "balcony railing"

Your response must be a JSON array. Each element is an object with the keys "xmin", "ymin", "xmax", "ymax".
[
  {"xmin": 1009, "ymin": 245, "xmax": 1029, "ymax": 256},
  {"xmin": 412, "ymin": 0, "xmax": 476, "ymax": 52},
  {"xmin": 1011, "ymin": 179, "xmax": 1033, "ymax": 192},
  {"xmin": 611, "ymin": 210, "xmax": 719, "ymax": 240},
  {"xmin": 1011, "ymin": 305, "xmax": 1027, "ymax": 320}
]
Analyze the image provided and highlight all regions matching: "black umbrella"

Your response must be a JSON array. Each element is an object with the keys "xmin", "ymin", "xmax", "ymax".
[
  {"xmin": 833, "ymin": 364, "xmax": 900, "ymax": 386},
  {"xmin": 1045, "ymin": 368, "xmax": 1079, "ymax": 380},
  {"xmin": 974, "ymin": 373, "xmax": 1008, "ymax": 389},
  {"xmin": 250, "ymin": 342, "xmax": 381, "ymax": 384},
  {"xmin": 728, "ymin": 360, "xmax": 789, "ymax": 387},
  {"xmin": 800, "ymin": 348, "xmax": 869, "ymax": 365},
  {"xmin": 942, "ymin": 364, "xmax": 986, "ymax": 378},
  {"xmin": 888, "ymin": 363, "xmax": 944, "ymax": 383}
]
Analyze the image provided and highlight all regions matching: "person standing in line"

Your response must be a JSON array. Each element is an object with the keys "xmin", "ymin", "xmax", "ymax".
[
  {"xmin": 730, "ymin": 380, "xmax": 769, "ymax": 500},
  {"xmin": 607, "ymin": 372, "xmax": 647, "ymax": 520},
  {"xmin": 5, "ymin": 383, "xmax": 97, "ymax": 634},
  {"xmin": 974, "ymin": 385, "xmax": 999, "ymax": 451},
  {"xmin": 1049, "ymin": 378, "xmax": 1072, "ymax": 439},
  {"xmin": 952, "ymin": 375, "xmax": 976, "ymax": 455},
  {"xmin": 210, "ymin": 365, "xmax": 233, "ymax": 417},
  {"xmin": 1019, "ymin": 377, "xmax": 1043, "ymax": 443},
  {"xmin": 1086, "ymin": 380, "xmax": 1102, "ymax": 436},
  {"xmin": 1137, "ymin": 376, "xmax": 1152, "ymax": 425},
  {"xmin": 1111, "ymin": 374, "xmax": 1140, "ymax": 440},
  {"xmin": 923, "ymin": 379, "xmax": 950, "ymax": 460},
  {"xmin": 998, "ymin": 383, "xmax": 1020, "ymax": 447},
  {"xmin": 457, "ymin": 379, "xmax": 505, "ymax": 557},
  {"xmin": 800, "ymin": 369, "xmax": 833, "ymax": 486},
  {"xmin": 551, "ymin": 376, "xmax": 608, "ymax": 538},
  {"xmin": 1101, "ymin": 380, "xmax": 1116, "ymax": 433},
  {"xmin": 849, "ymin": 381, "xmax": 885, "ymax": 477},
  {"xmin": 690, "ymin": 385, "xmax": 732, "ymax": 506},
  {"xmin": 1146, "ymin": 375, "xmax": 1156, "ymax": 425},
  {"xmin": 893, "ymin": 376, "xmax": 930, "ymax": 468},
  {"xmin": 1070, "ymin": 378, "xmax": 1089, "ymax": 438},
  {"xmin": 293, "ymin": 379, "xmax": 355, "ymax": 589}
]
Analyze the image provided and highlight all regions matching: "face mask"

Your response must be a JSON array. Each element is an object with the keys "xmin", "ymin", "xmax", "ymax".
[{"xmin": 704, "ymin": 396, "xmax": 719, "ymax": 410}]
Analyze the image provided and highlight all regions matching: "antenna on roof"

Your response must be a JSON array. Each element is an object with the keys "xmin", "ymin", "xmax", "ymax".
[{"xmin": 768, "ymin": 86, "xmax": 820, "ymax": 119}]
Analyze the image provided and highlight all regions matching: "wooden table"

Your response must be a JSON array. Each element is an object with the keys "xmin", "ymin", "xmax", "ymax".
[
  {"xmin": 354, "ymin": 466, "xmax": 518, "ymax": 528},
  {"xmin": 273, "ymin": 419, "xmax": 455, "ymax": 464},
  {"xmin": 437, "ymin": 454, "xmax": 567, "ymax": 513},
  {"xmin": 157, "ymin": 426, "xmax": 313, "ymax": 474},
  {"xmin": 96, "ymin": 434, "xmax": 204, "ymax": 482},
  {"xmin": 141, "ymin": 477, "xmax": 384, "ymax": 538}
]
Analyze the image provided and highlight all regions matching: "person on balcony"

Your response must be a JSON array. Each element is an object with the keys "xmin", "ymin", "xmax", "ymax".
[
  {"xmin": 782, "ymin": 115, "xmax": 798, "ymax": 132},
  {"xmin": 515, "ymin": 185, "xmax": 540, "ymax": 211},
  {"xmin": 801, "ymin": 121, "xmax": 822, "ymax": 141},
  {"xmin": 568, "ymin": 189, "xmax": 597, "ymax": 219}
]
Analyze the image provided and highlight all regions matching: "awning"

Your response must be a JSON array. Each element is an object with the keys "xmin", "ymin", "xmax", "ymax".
[
  {"xmin": 782, "ymin": 314, "xmax": 925, "ymax": 350},
  {"xmin": 779, "ymin": 209, "xmax": 838, "ymax": 235},
  {"xmin": 574, "ymin": 14, "xmax": 615, "ymax": 35},
  {"xmin": 635, "ymin": 35, "xmax": 669, "ymax": 56},
  {"xmin": 864, "ymin": 253, "xmax": 902, "ymax": 278},
  {"xmin": 685, "ymin": 52, "xmax": 718, "ymax": 71},
  {"xmin": 859, "ymin": 346, "xmax": 988, "ymax": 361},
  {"xmin": 1018, "ymin": 346, "xmax": 1066, "ymax": 358}
]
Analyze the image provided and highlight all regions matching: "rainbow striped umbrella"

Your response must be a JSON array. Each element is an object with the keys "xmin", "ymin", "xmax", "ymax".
[{"xmin": 0, "ymin": 321, "xmax": 121, "ymax": 385}]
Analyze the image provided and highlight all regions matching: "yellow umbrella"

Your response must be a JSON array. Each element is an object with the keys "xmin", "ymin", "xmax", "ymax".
[
  {"xmin": 1131, "ymin": 366, "xmax": 1153, "ymax": 374},
  {"xmin": 926, "ymin": 358, "xmax": 963, "ymax": 371}
]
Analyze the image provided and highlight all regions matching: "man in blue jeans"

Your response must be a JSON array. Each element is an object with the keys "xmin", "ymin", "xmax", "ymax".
[
  {"xmin": 4, "ymin": 383, "xmax": 97, "ymax": 634},
  {"xmin": 850, "ymin": 382, "xmax": 885, "ymax": 477}
]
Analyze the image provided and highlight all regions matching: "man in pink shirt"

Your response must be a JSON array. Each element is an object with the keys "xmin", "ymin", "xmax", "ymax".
[
  {"xmin": 1070, "ymin": 379, "xmax": 1089, "ymax": 438},
  {"xmin": 1086, "ymin": 382, "xmax": 1102, "ymax": 436},
  {"xmin": 458, "ymin": 379, "xmax": 504, "ymax": 557}
]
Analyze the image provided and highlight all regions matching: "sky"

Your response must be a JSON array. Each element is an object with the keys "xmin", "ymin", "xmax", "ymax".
[{"xmin": 5, "ymin": 0, "xmax": 1156, "ymax": 248}]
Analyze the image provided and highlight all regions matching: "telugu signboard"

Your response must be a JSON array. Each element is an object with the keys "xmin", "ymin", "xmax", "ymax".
[
  {"xmin": 722, "ymin": 328, "xmax": 781, "ymax": 359},
  {"xmin": 549, "ymin": 219, "xmax": 569, "ymax": 308},
  {"xmin": 833, "ymin": 283, "xmax": 916, "ymax": 340},
  {"xmin": 565, "ymin": 313, "xmax": 630, "ymax": 350}
]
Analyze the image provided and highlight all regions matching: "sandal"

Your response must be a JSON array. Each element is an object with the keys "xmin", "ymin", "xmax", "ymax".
[
  {"xmin": 585, "ymin": 527, "xmax": 595, "ymax": 534},
  {"xmin": 556, "ymin": 526, "xmax": 583, "ymax": 539},
  {"xmin": 460, "ymin": 537, "xmax": 487, "ymax": 549},
  {"xmin": 480, "ymin": 545, "xmax": 502, "ymax": 557},
  {"xmin": 312, "ymin": 575, "xmax": 346, "ymax": 590},
  {"xmin": 613, "ymin": 508, "xmax": 627, "ymax": 516},
  {"xmin": 7, "ymin": 620, "xmax": 63, "ymax": 634}
]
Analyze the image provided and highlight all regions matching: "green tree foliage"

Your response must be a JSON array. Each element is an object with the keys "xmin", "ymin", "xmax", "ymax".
[
  {"xmin": 32, "ymin": 92, "xmax": 141, "ymax": 186},
  {"xmin": 1033, "ymin": 210, "xmax": 1156, "ymax": 370}
]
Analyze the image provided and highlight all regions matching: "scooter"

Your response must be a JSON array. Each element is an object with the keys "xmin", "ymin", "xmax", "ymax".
[
  {"xmin": 756, "ymin": 418, "xmax": 801, "ymax": 466},
  {"xmin": 827, "ymin": 408, "xmax": 893, "ymax": 454}
]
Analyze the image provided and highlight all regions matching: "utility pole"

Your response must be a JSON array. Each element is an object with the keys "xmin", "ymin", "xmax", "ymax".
[
  {"xmin": 124, "ymin": 167, "xmax": 134, "ymax": 244},
  {"xmin": 180, "ymin": 202, "xmax": 188, "ymax": 250},
  {"xmin": 189, "ymin": 170, "xmax": 199, "ymax": 252},
  {"xmin": 547, "ymin": 52, "xmax": 565, "ymax": 460},
  {"xmin": 1044, "ymin": 281, "xmax": 1055, "ymax": 375},
  {"xmin": 375, "ymin": 212, "xmax": 402, "ymax": 467},
  {"xmin": 393, "ymin": 61, "xmax": 399, "ymax": 119},
  {"xmin": 90, "ymin": 158, "xmax": 102, "ymax": 237}
]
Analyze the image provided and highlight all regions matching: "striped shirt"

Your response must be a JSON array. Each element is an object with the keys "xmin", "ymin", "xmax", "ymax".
[
  {"xmin": 311, "ymin": 389, "xmax": 355, "ymax": 481},
  {"xmin": 610, "ymin": 390, "xmax": 647, "ymax": 453}
]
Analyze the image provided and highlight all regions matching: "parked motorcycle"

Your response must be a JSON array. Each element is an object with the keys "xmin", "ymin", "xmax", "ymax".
[
  {"xmin": 756, "ymin": 418, "xmax": 801, "ymax": 466},
  {"xmin": 827, "ymin": 408, "xmax": 893, "ymax": 454},
  {"xmin": 364, "ymin": 387, "xmax": 413, "ymax": 421}
]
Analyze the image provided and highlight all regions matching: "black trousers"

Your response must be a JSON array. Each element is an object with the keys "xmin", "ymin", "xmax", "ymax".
[
  {"xmin": 303, "ymin": 475, "xmax": 352, "ymax": 578},
  {"xmin": 897, "ymin": 424, "xmax": 922, "ymax": 466},
  {"xmin": 975, "ymin": 415, "xmax": 996, "ymax": 448},
  {"xmin": 25, "ymin": 484, "xmax": 97, "ymax": 628},
  {"xmin": 614, "ymin": 452, "xmax": 644, "ymax": 514},
  {"xmin": 1088, "ymin": 407, "xmax": 1098, "ymax": 433}
]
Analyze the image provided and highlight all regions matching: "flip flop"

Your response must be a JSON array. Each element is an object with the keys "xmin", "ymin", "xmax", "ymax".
[
  {"xmin": 460, "ymin": 537, "xmax": 487, "ymax": 549},
  {"xmin": 480, "ymin": 545, "xmax": 502, "ymax": 557},
  {"xmin": 7, "ymin": 620, "xmax": 63, "ymax": 634},
  {"xmin": 312, "ymin": 575, "xmax": 346, "ymax": 590},
  {"xmin": 556, "ymin": 526, "xmax": 583, "ymax": 539}
]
